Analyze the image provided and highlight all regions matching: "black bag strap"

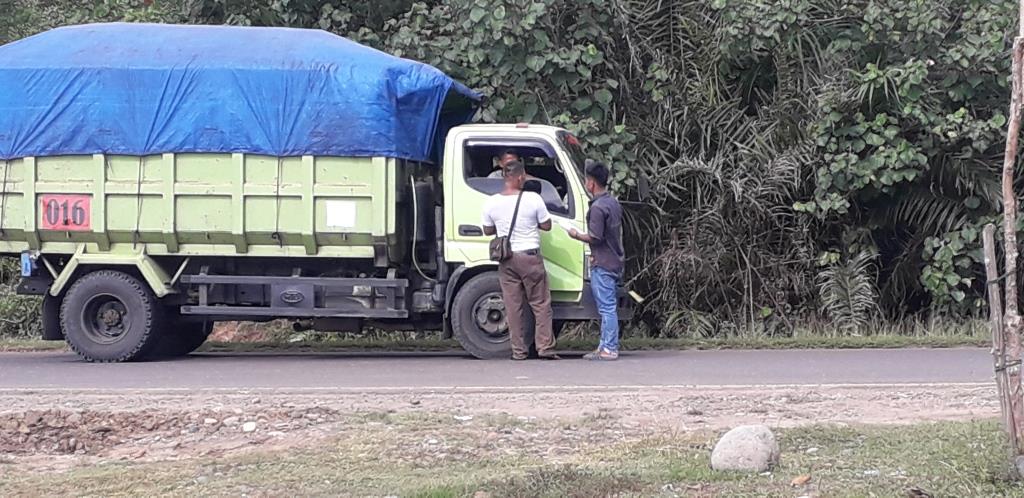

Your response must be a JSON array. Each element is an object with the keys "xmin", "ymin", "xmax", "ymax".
[{"xmin": 506, "ymin": 190, "xmax": 526, "ymax": 241}]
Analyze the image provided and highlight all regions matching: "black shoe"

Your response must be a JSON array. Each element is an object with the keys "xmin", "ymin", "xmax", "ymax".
[{"xmin": 538, "ymin": 353, "xmax": 562, "ymax": 360}]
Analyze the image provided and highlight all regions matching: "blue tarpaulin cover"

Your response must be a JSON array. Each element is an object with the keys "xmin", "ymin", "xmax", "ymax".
[{"xmin": 0, "ymin": 23, "xmax": 479, "ymax": 161}]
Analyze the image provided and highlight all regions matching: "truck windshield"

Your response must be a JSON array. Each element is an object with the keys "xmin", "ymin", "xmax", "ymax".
[{"xmin": 556, "ymin": 130, "xmax": 587, "ymax": 183}]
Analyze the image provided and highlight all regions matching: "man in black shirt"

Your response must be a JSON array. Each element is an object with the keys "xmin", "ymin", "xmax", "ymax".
[{"xmin": 568, "ymin": 160, "xmax": 625, "ymax": 361}]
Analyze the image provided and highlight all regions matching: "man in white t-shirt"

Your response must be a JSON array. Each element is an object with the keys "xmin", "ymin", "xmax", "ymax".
[{"xmin": 481, "ymin": 161, "xmax": 559, "ymax": 360}]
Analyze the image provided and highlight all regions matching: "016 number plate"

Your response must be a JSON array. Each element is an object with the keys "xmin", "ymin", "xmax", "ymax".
[{"xmin": 39, "ymin": 194, "xmax": 91, "ymax": 231}]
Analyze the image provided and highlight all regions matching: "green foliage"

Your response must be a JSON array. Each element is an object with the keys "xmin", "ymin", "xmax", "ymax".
[
  {"xmin": 0, "ymin": 259, "xmax": 41, "ymax": 338},
  {"xmin": 816, "ymin": 251, "xmax": 879, "ymax": 334},
  {"xmin": 351, "ymin": 0, "xmax": 638, "ymax": 182}
]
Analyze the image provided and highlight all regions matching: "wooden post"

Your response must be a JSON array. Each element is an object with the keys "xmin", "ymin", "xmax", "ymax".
[
  {"xmin": 985, "ymin": 224, "xmax": 1020, "ymax": 458},
  {"xmin": 996, "ymin": 0, "xmax": 1024, "ymax": 472}
]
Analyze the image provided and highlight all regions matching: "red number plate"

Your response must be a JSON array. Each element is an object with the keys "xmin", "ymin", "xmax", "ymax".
[{"xmin": 40, "ymin": 194, "xmax": 92, "ymax": 231}]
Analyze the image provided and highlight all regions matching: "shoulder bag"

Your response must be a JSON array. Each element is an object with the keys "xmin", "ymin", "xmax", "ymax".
[{"xmin": 488, "ymin": 191, "xmax": 525, "ymax": 262}]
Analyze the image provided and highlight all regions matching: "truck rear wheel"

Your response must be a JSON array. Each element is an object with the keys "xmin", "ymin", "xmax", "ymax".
[
  {"xmin": 60, "ymin": 270, "xmax": 165, "ymax": 362},
  {"xmin": 451, "ymin": 273, "xmax": 513, "ymax": 359}
]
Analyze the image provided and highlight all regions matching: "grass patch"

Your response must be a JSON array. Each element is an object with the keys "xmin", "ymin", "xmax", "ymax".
[
  {"xmin": 0, "ymin": 338, "xmax": 66, "ymax": 352},
  {"xmin": 0, "ymin": 419, "xmax": 1019, "ymax": 497}
]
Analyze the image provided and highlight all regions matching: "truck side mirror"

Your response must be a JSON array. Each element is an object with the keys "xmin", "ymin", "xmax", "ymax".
[{"xmin": 523, "ymin": 179, "xmax": 542, "ymax": 194}]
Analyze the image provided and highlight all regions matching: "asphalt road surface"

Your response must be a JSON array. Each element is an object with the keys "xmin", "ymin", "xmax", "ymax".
[{"xmin": 0, "ymin": 348, "xmax": 992, "ymax": 391}]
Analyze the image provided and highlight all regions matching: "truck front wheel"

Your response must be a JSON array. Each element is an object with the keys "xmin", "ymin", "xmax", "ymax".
[
  {"xmin": 60, "ymin": 270, "xmax": 165, "ymax": 362},
  {"xmin": 451, "ymin": 273, "xmax": 513, "ymax": 359}
]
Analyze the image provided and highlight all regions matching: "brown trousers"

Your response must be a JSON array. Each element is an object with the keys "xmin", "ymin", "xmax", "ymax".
[{"xmin": 499, "ymin": 251, "xmax": 556, "ymax": 357}]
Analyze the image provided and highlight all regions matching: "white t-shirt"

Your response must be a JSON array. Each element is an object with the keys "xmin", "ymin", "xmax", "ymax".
[{"xmin": 482, "ymin": 191, "xmax": 551, "ymax": 252}]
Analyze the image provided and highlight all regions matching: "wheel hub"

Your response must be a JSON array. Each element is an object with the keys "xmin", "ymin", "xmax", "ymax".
[
  {"xmin": 99, "ymin": 307, "xmax": 123, "ymax": 327},
  {"xmin": 473, "ymin": 293, "xmax": 508, "ymax": 338},
  {"xmin": 81, "ymin": 295, "xmax": 130, "ymax": 344}
]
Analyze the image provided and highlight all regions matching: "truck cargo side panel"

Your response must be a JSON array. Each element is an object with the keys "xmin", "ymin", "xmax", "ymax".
[{"xmin": 0, "ymin": 154, "xmax": 404, "ymax": 259}]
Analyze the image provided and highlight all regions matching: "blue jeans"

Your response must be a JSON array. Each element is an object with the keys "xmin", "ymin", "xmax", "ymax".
[{"xmin": 590, "ymin": 267, "xmax": 620, "ymax": 353}]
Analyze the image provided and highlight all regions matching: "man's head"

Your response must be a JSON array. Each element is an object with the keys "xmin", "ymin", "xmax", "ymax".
[
  {"xmin": 584, "ymin": 160, "xmax": 610, "ymax": 195},
  {"xmin": 499, "ymin": 149, "xmax": 520, "ymax": 167},
  {"xmin": 494, "ymin": 149, "xmax": 520, "ymax": 176},
  {"xmin": 503, "ymin": 160, "xmax": 527, "ymax": 190}
]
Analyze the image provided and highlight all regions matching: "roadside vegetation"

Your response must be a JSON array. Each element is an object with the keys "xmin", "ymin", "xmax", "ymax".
[
  {"xmin": 1, "ymin": 1, "xmax": 1019, "ymax": 343},
  {"xmin": 1, "ymin": 416, "xmax": 1018, "ymax": 497}
]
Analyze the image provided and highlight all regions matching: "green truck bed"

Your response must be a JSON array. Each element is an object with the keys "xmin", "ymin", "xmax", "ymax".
[{"xmin": 0, "ymin": 153, "xmax": 408, "ymax": 259}]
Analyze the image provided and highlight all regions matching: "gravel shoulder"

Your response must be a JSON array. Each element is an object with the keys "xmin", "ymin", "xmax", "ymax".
[{"xmin": 0, "ymin": 384, "xmax": 997, "ymax": 471}]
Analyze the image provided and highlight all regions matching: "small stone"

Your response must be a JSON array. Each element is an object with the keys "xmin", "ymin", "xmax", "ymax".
[
  {"xmin": 67, "ymin": 412, "xmax": 83, "ymax": 425},
  {"xmin": 267, "ymin": 431, "xmax": 286, "ymax": 437},
  {"xmin": 710, "ymin": 425, "xmax": 780, "ymax": 472},
  {"xmin": 242, "ymin": 422, "xmax": 257, "ymax": 433},
  {"xmin": 427, "ymin": 438, "xmax": 439, "ymax": 445},
  {"xmin": 805, "ymin": 447, "xmax": 819, "ymax": 454},
  {"xmin": 196, "ymin": 476, "xmax": 209, "ymax": 484},
  {"xmin": 791, "ymin": 474, "xmax": 812, "ymax": 486},
  {"xmin": 863, "ymin": 470, "xmax": 880, "ymax": 477},
  {"xmin": 454, "ymin": 415, "xmax": 474, "ymax": 422},
  {"xmin": 24, "ymin": 412, "xmax": 43, "ymax": 426},
  {"xmin": 222, "ymin": 416, "xmax": 241, "ymax": 427},
  {"xmin": 203, "ymin": 418, "xmax": 218, "ymax": 425}
]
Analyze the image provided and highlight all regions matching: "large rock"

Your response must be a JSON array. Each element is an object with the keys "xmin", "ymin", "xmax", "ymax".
[{"xmin": 710, "ymin": 425, "xmax": 780, "ymax": 472}]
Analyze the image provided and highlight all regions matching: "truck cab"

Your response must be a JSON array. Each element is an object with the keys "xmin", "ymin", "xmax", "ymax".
[{"xmin": 440, "ymin": 124, "xmax": 628, "ymax": 358}]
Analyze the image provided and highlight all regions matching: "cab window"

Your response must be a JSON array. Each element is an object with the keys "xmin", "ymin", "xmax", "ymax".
[{"xmin": 462, "ymin": 139, "xmax": 574, "ymax": 217}]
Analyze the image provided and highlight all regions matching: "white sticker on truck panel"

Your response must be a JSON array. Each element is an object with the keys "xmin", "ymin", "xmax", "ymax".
[{"xmin": 325, "ymin": 200, "xmax": 357, "ymax": 229}]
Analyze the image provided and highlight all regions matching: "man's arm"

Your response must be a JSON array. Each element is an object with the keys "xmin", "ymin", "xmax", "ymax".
[
  {"xmin": 570, "ymin": 205, "xmax": 604, "ymax": 243},
  {"xmin": 534, "ymin": 194, "xmax": 552, "ymax": 232},
  {"xmin": 482, "ymin": 200, "xmax": 496, "ymax": 236},
  {"xmin": 570, "ymin": 229, "xmax": 595, "ymax": 243}
]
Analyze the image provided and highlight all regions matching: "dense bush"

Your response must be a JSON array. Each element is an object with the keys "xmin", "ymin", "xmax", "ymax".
[
  {"xmin": 0, "ymin": 259, "xmax": 41, "ymax": 338},
  {"xmin": 1, "ymin": 0, "xmax": 1018, "ymax": 338}
]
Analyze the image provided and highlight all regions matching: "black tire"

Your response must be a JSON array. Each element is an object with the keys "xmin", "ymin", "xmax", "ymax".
[
  {"xmin": 60, "ymin": 270, "xmax": 164, "ymax": 362},
  {"xmin": 151, "ymin": 320, "xmax": 213, "ymax": 358},
  {"xmin": 451, "ymin": 273, "xmax": 513, "ymax": 359}
]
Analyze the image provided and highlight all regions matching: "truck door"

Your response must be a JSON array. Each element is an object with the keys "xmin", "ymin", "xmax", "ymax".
[{"xmin": 444, "ymin": 130, "xmax": 587, "ymax": 301}]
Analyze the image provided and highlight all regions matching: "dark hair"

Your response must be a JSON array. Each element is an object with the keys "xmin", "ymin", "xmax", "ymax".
[
  {"xmin": 504, "ymin": 160, "xmax": 526, "ymax": 178},
  {"xmin": 500, "ymin": 149, "xmax": 519, "ymax": 159},
  {"xmin": 585, "ymin": 160, "xmax": 610, "ymax": 187}
]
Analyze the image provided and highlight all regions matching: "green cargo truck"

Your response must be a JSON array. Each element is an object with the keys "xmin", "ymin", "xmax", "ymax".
[{"xmin": 0, "ymin": 24, "xmax": 630, "ymax": 361}]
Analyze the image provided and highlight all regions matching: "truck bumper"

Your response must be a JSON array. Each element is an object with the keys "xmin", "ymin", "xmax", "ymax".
[{"xmin": 552, "ymin": 282, "xmax": 634, "ymax": 321}]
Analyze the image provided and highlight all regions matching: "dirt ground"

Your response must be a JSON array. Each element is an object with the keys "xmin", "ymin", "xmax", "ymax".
[{"xmin": 0, "ymin": 384, "xmax": 997, "ymax": 474}]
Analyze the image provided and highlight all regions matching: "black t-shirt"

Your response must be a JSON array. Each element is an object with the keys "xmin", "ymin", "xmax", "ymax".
[{"xmin": 586, "ymin": 192, "xmax": 625, "ymax": 275}]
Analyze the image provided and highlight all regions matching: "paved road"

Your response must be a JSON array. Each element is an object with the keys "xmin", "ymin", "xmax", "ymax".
[{"xmin": 0, "ymin": 348, "xmax": 993, "ymax": 391}]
